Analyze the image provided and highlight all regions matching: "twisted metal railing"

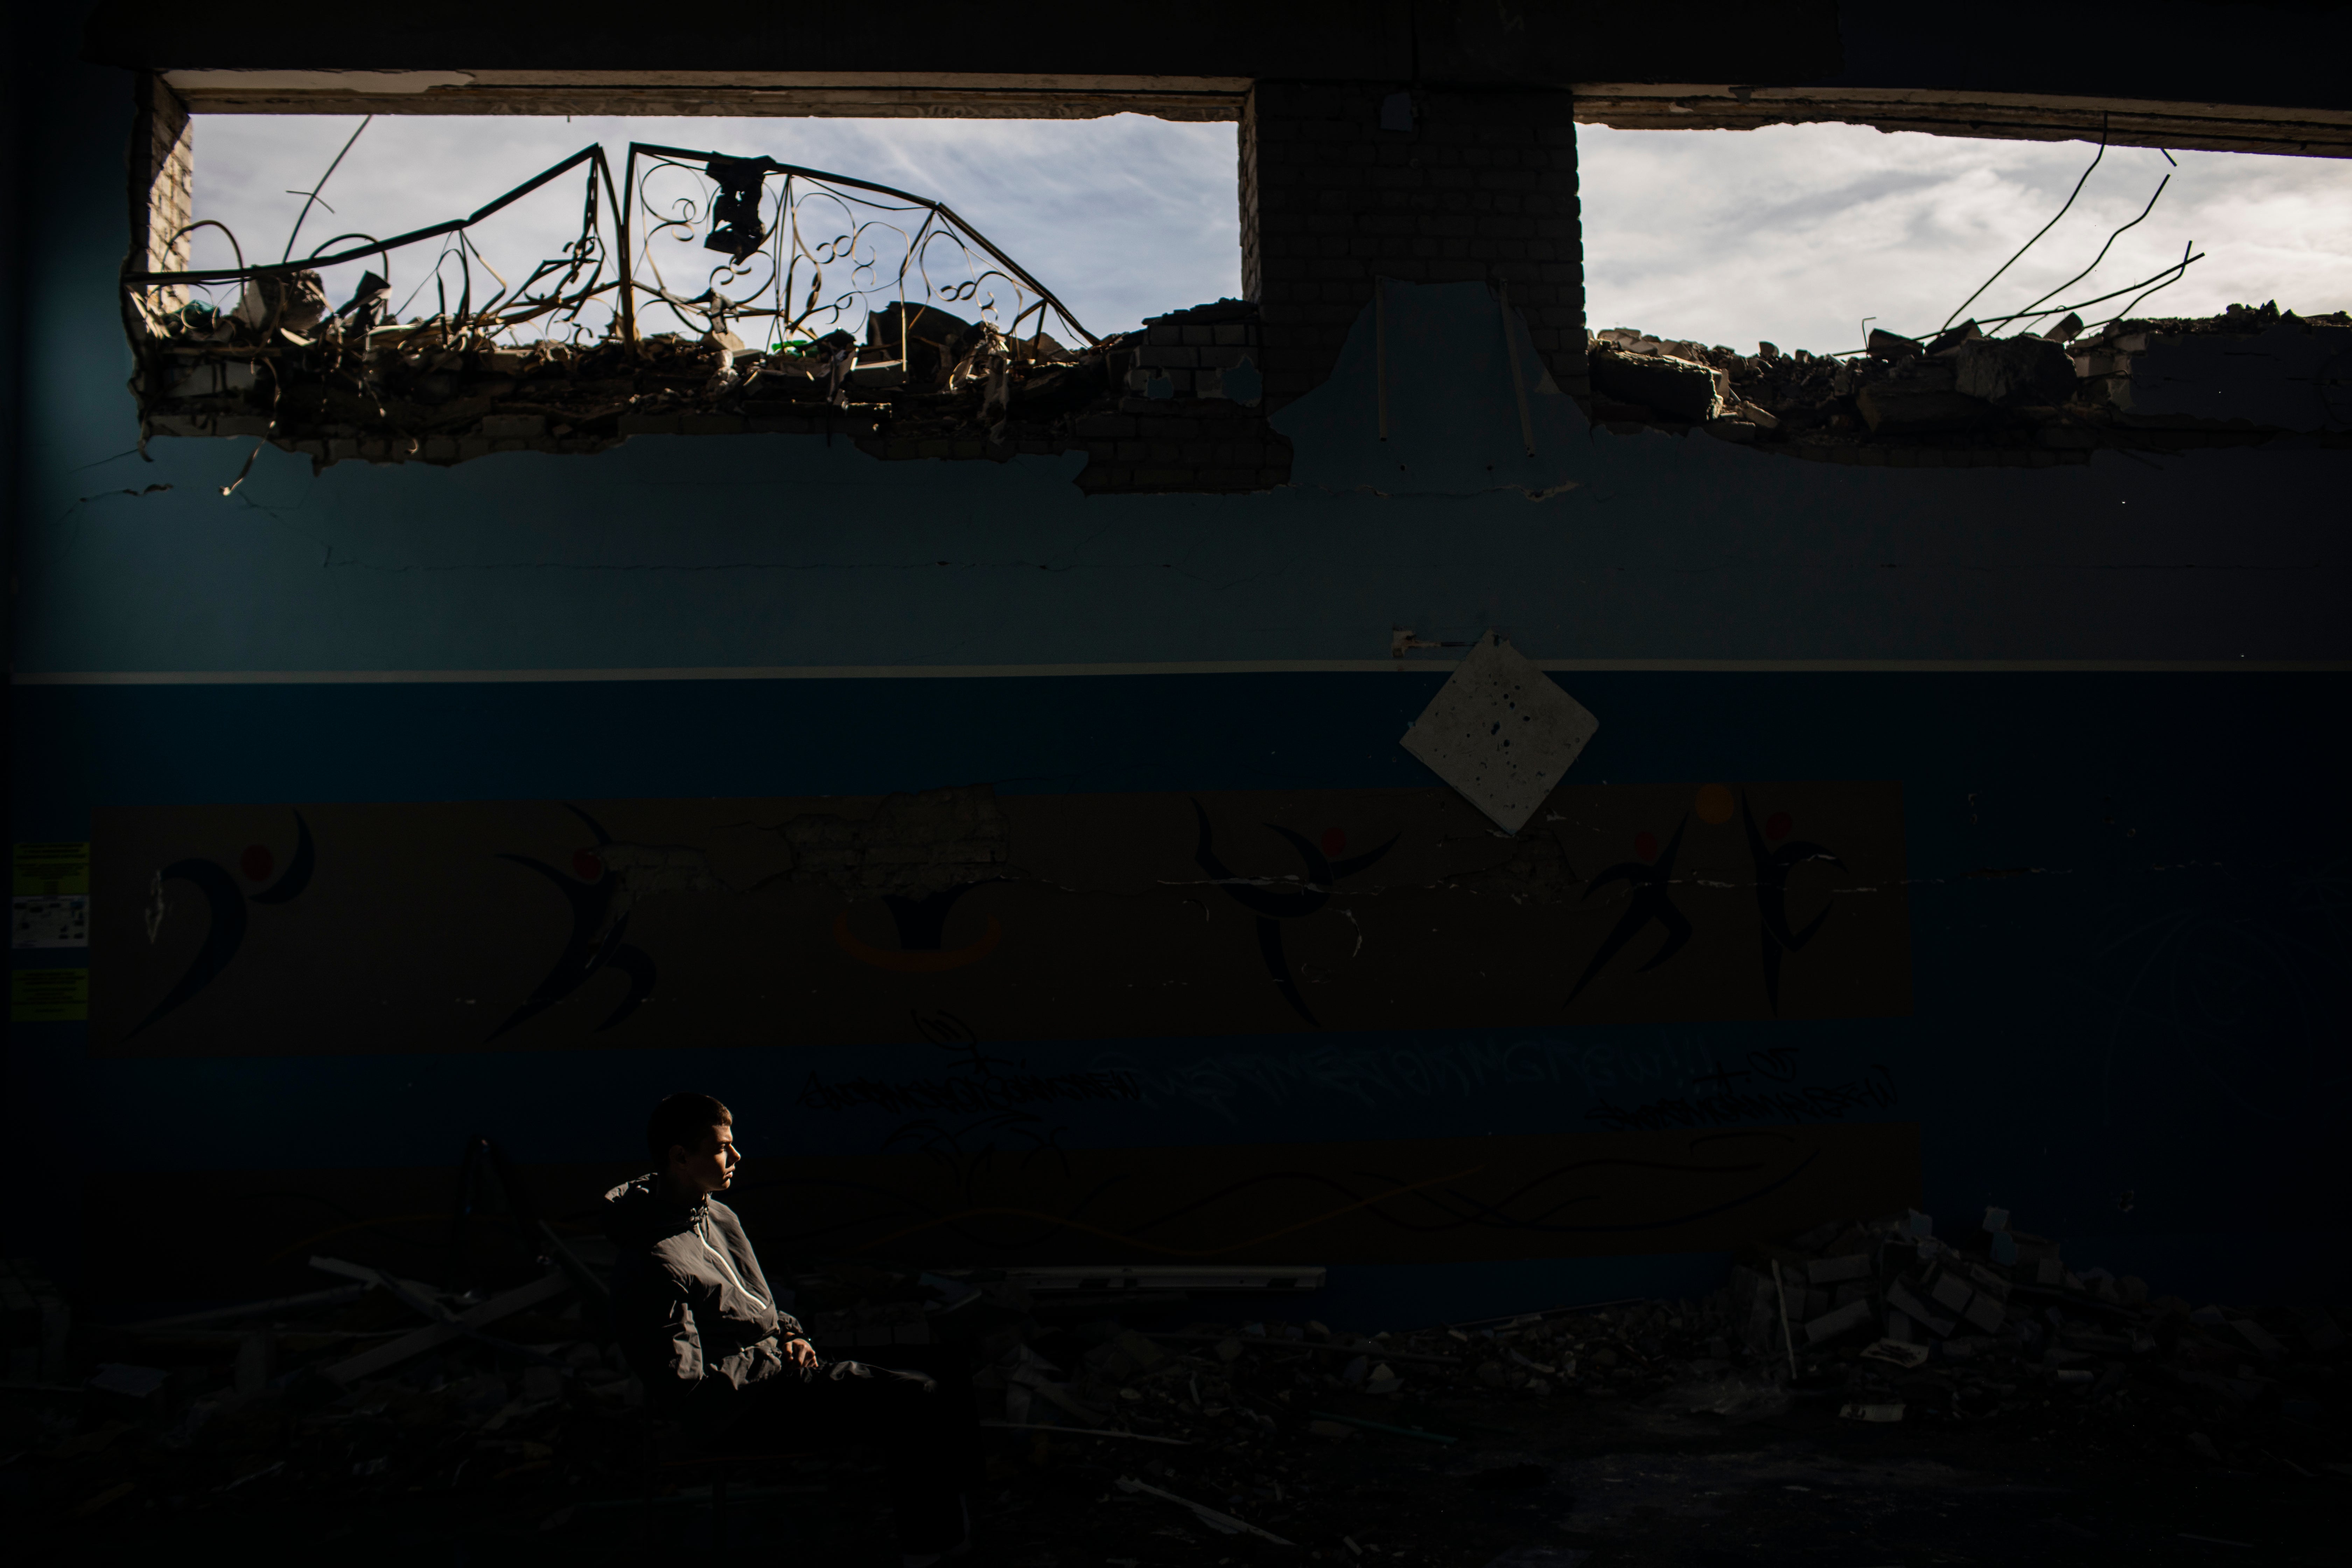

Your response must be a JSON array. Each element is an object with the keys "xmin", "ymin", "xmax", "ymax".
[
  {"xmin": 621, "ymin": 142, "xmax": 1097, "ymax": 354},
  {"xmin": 122, "ymin": 141, "xmax": 1098, "ymax": 357}
]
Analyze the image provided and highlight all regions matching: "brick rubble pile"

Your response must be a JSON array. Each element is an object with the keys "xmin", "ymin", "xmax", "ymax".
[
  {"xmin": 1587, "ymin": 300, "xmax": 2352, "ymax": 465},
  {"xmin": 133, "ymin": 284, "xmax": 1288, "ymax": 494}
]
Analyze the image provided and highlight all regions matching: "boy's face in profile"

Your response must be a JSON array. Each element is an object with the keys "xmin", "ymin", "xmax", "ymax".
[{"xmin": 670, "ymin": 1121, "xmax": 740, "ymax": 1196}]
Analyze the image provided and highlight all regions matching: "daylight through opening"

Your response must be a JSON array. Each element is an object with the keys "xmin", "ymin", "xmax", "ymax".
[{"xmin": 127, "ymin": 111, "xmax": 1262, "ymax": 482}]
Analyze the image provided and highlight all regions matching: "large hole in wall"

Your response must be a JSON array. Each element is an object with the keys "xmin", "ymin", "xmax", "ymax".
[
  {"xmin": 1571, "ymin": 122, "xmax": 2352, "ymax": 461},
  {"xmin": 130, "ymin": 110, "xmax": 1288, "ymax": 492}
]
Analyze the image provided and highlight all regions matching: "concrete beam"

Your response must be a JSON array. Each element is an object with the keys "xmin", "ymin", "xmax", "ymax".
[
  {"xmin": 155, "ymin": 70, "xmax": 1251, "ymax": 122},
  {"xmin": 1572, "ymin": 83, "xmax": 2352, "ymax": 160}
]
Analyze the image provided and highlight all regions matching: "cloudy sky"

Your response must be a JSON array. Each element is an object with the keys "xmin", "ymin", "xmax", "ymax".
[
  {"xmin": 188, "ymin": 112, "xmax": 2352, "ymax": 354},
  {"xmin": 1576, "ymin": 122, "xmax": 2352, "ymax": 354}
]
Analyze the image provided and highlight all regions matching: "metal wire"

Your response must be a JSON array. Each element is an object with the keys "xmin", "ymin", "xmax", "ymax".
[
  {"xmin": 281, "ymin": 116, "xmax": 373, "ymax": 264},
  {"xmin": 1963, "ymin": 250, "xmax": 2206, "ymax": 334},
  {"xmin": 2004, "ymin": 173, "xmax": 2172, "ymax": 335},
  {"xmin": 1940, "ymin": 115, "xmax": 2108, "ymax": 332},
  {"xmin": 2106, "ymin": 243, "xmax": 2198, "ymax": 325}
]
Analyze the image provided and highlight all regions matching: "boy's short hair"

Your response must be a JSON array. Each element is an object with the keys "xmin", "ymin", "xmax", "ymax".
[{"xmin": 646, "ymin": 1092, "xmax": 733, "ymax": 1165}]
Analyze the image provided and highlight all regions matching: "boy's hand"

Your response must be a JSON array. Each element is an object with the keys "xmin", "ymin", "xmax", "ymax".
[{"xmin": 783, "ymin": 1337, "xmax": 819, "ymax": 1369}]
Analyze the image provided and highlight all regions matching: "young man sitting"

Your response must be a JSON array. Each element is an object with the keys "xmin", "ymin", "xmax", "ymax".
[{"xmin": 603, "ymin": 1092, "xmax": 977, "ymax": 1564}]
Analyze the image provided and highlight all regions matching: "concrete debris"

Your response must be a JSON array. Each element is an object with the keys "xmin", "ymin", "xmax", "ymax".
[
  {"xmin": 1840, "ymin": 1400, "xmax": 1906, "ymax": 1422},
  {"xmin": 3, "ymin": 1258, "xmax": 74, "ymax": 1386},
  {"xmin": 1924, "ymin": 321, "xmax": 1983, "ymax": 356},
  {"xmin": 1858, "ymin": 378, "xmax": 2004, "ymax": 435},
  {"xmin": 7, "ymin": 1204, "xmax": 2344, "ymax": 1561},
  {"xmin": 1586, "ymin": 300, "xmax": 2352, "ymax": 459},
  {"xmin": 1114, "ymin": 1472, "xmax": 1294, "ymax": 1544},
  {"xmin": 1716, "ymin": 1208, "xmax": 2345, "ymax": 1470},
  {"xmin": 87, "ymin": 1364, "xmax": 169, "ymax": 1399},
  {"xmin": 230, "ymin": 270, "xmax": 329, "ymax": 335},
  {"xmin": 131, "ymin": 285, "xmax": 1274, "ymax": 485},
  {"xmin": 314, "ymin": 1259, "xmax": 573, "ymax": 1385},
  {"xmin": 1861, "ymin": 1337, "xmax": 1931, "ymax": 1369},
  {"xmin": 1647, "ymin": 1370, "xmax": 1791, "ymax": 1422},
  {"xmin": 1955, "ymin": 335, "xmax": 2078, "ymax": 407},
  {"xmin": 1588, "ymin": 336, "xmax": 1723, "ymax": 422},
  {"xmin": 1803, "ymin": 1298, "xmax": 1875, "ymax": 1344}
]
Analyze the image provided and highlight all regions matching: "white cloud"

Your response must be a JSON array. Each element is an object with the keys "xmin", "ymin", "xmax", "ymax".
[
  {"xmin": 188, "ymin": 113, "xmax": 1241, "ymax": 341},
  {"xmin": 1576, "ymin": 122, "xmax": 2352, "ymax": 355}
]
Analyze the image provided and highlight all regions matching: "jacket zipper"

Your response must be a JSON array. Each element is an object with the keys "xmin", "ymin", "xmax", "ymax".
[{"xmin": 695, "ymin": 1212, "xmax": 768, "ymax": 1312}]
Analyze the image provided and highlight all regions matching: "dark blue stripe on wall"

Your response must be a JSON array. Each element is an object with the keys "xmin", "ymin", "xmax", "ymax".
[{"xmin": 12, "ymin": 670, "xmax": 2344, "ymax": 853}]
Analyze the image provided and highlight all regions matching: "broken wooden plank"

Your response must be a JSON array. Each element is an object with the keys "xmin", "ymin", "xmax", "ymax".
[{"xmin": 320, "ymin": 1268, "xmax": 571, "ymax": 1385}]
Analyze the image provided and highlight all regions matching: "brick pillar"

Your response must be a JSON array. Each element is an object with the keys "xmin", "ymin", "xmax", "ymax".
[
  {"xmin": 1240, "ymin": 82, "xmax": 1589, "ymax": 410},
  {"xmin": 126, "ymin": 73, "xmax": 194, "ymax": 320}
]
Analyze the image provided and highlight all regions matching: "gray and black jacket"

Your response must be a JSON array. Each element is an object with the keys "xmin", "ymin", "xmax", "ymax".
[{"xmin": 602, "ymin": 1174, "xmax": 803, "ymax": 1409}]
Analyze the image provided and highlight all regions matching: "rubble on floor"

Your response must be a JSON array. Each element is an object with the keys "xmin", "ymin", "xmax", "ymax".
[
  {"xmin": 5, "ymin": 1209, "xmax": 2344, "ymax": 1563},
  {"xmin": 1, "ymin": 1259, "xmax": 71, "ymax": 1385},
  {"xmin": 1588, "ymin": 301, "xmax": 2352, "ymax": 464},
  {"xmin": 944, "ymin": 1208, "xmax": 2348, "ymax": 1490},
  {"xmin": 1718, "ymin": 1208, "xmax": 2348, "ymax": 1470}
]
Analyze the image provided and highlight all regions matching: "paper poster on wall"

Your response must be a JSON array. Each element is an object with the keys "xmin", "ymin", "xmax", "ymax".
[
  {"xmin": 14, "ymin": 842, "xmax": 92, "ymax": 951},
  {"xmin": 14, "ymin": 842, "xmax": 89, "ymax": 894},
  {"xmin": 13, "ymin": 897, "xmax": 89, "ymax": 948},
  {"xmin": 90, "ymin": 782, "xmax": 1909, "ymax": 1056},
  {"xmin": 13, "ymin": 969, "xmax": 89, "ymax": 1022}
]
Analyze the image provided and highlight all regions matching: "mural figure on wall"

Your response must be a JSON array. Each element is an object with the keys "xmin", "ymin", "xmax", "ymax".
[
  {"xmin": 91, "ymin": 782, "xmax": 1910, "ymax": 1054},
  {"xmin": 126, "ymin": 810, "xmax": 313, "ymax": 1039},
  {"xmin": 488, "ymin": 805, "xmax": 657, "ymax": 1038},
  {"xmin": 1190, "ymin": 800, "xmax": 1400, "ymax": 1026},
  {"xmin": 833, "ymin": 883, "xmax": 1006, "ymax": 973},
  {"xmin": 1742, "ymin": 792, "xmax": 1849, "ymax": 1015},
  {"xmin": 1566, "ymin": 816, "xmax": 1694, "ymax": 1006}
]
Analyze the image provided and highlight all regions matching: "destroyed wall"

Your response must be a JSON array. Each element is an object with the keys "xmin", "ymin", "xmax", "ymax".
[
  {"xmin": 1583, "ymin": 306, "xmax": 2352, "ymax": 465},
  {"xmin": 121, "ymin": 79, "xmax": 1590, "ymax": 492},
  {"xmin": 117, "ymin": 92, "xmax": 1294, "ymax": 495},
  {"xmin": 6, "ymin": 5, "xmax": 2350, "ymax": 1332}
]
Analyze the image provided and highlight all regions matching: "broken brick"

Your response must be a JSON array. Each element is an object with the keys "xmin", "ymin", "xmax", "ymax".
[{"xmin": 1955, "ymin": 335, "xmax": 2078, "ymax": 407}]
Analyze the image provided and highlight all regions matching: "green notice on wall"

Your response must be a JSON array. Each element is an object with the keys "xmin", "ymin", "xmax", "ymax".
[
  {"xmin": 14, "ymin": 842, "xmax": 90, "ymax": 896},
  {"xmin": 12, "ymin": 969, "xmax": 89, "ymax": 1022}
]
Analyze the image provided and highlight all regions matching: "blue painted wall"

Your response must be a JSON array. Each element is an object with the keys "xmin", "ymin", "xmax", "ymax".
[{"xmin": 8, "ymin": 40, "xmax": 2348, "ymax": 1316}]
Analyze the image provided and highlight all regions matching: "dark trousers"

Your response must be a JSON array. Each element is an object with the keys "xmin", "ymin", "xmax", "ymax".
[{"xmin": 716, "ymin": 1345, "xmax": 981, "ymax": 1553}]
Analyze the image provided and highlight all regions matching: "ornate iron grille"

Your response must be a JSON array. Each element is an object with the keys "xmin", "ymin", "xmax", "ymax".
[{"xmin": 122, "ymin": 141, "xmax": 1098, "ymax": 358}]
